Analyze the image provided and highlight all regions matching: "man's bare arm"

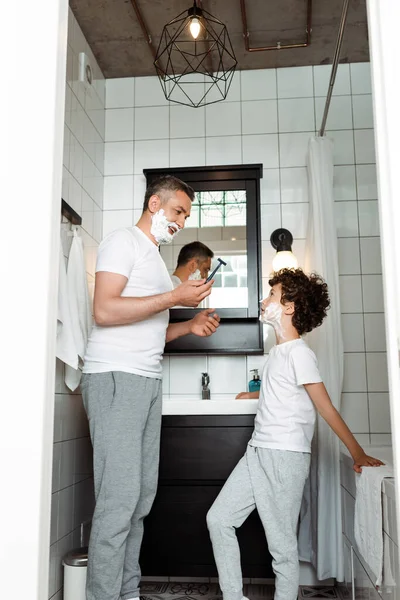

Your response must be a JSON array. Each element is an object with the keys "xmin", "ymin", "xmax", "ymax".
[{"xmin": 93, "ymin": 271, "xmax": 213, "ymax": 326}]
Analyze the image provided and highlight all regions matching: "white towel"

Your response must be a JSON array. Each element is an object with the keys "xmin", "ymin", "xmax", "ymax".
[
  {"xmin": 64, "ymin": 231, "xmax": 93, "ymax": 391},
  {"xmin": 56, "ymin": 240, "xmax": 78, "ymax": 370},
  {"xmin": 354, "ymin": 465, "xmax": 394, "ymax": 586}
]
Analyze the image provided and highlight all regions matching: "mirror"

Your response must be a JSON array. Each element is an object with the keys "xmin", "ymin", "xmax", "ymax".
[
  {"xmin": 161, "ymin": 189, "xmax": 248, "ymax": 309},
  {"xmin": 144, "ymin": 164, "xmax": 263, "ymax": 354}
]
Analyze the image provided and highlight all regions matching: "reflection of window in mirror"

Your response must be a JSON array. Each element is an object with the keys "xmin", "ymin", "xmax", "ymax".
[{"xmin": 160, "ymin": 189, "xmax": 248, "ymax": 309}]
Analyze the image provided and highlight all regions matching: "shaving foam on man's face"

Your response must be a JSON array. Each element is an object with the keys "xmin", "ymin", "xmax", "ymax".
[{"xmin": 150, "ymin": 209, "xmax": 180, "ymax": 245}]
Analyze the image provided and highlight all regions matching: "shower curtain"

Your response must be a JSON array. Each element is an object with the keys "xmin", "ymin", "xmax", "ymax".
[{"xmin": 298, "ymin": 136, "xmax": 344, "ymax": 581}]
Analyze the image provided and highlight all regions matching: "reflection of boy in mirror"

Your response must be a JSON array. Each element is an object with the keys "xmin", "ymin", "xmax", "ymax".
[{"xmin": 171, "ymin": 241, "xmax": 214, "ymax": 288}]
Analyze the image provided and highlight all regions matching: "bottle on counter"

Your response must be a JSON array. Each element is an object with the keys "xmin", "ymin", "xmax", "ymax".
[{"xmin": 248, "ymin": 369, "xmax": 261, "ymax": 393}]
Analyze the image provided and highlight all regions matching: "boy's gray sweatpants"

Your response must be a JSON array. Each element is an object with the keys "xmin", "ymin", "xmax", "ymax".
[
  {"xmin": 207, "ymin": 445, "xmax": 310, "ymax": 600},
  {"xmin": 80, "ymin": 371, "xmax": 162, "ymax": 600}
]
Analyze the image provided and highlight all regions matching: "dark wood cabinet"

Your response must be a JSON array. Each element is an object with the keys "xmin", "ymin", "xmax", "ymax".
[{"xmin": 140, "ymin": 415, "xmax": 273, "ymax": 578}]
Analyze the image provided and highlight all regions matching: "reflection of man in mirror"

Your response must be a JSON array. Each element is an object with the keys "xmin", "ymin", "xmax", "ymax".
[{"xmin": 171, "ymin": 241, "xmax": 214, "ymax": 288}]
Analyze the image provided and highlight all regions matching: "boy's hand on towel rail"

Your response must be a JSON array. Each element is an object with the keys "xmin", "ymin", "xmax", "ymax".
[{"xmin": 352, "ymin": 451, "xmax": 385, "ymax": 473}]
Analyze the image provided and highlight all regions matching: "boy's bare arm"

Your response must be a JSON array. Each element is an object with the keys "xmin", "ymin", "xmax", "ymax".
[
  {"xmin": 236, "ymin": 391, "xmax": 260, "ymax": 400},
  {"xmin": 304, "ymin": 382, "xmax": 384, "ymax": 473}
]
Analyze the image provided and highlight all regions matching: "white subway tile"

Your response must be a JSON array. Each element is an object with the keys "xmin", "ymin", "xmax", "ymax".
[
  {"xmin": 356, "ymin": 164, "xmax": 378, "ymax": 200},
  {"xmin": 60, "ymin": 440, "xmax": 75, "ymax": 490},
  {"xmin": 343, "ymin": 353, "xmax": 367, "ymax": 392},
  {"xmin": 208, "ymin": 356, "xmax": 247, "ymax": 394},
  {"xmin": 354, "ymin": 129, "xmax": 376, "ymax": 164},
  {"xmin": 341, "ymin": 314, "xmax": 365, "ymax": 352},
  {"xmin": 279, "ymin": 132, "xmax": 312, "ymax": 168},
  {"xmin": 352, "ymin": 95, "xmax": 374, "ymax": 129},
  {"xmin": 135, "ymin": 76, "xmax": 169, "ymax": 106},
  {"xmin": 366, "ymin": 352, "xmax": 389, "ymax": 392},
  {"xmin": 170, "ymin": 137, "xmax": 206, "ymax": 167},
  {"xmin": 339, "ymin": 275, "xmax": 363, "ymax": 313},
  {"xmin": 333, "ymin": 166, "xmax": 357, "ymax": 201},
  {"xmin": 338, "ymin": 238, "xmax": 361, "ymax": 275},
  {"xmin": 52, "ymin": 442, "xmax": 61, "ymax": 493},
  {"xmin": 364, "ymin": 313, "xmax": 386, "ymax": 352},
  {"xmin": 280, "ymin": 168, "xmax": 308, "ymax": 204},
  {"xmin": 243, "ymin": 134, "xmax": 279, "ymax": 168},
  {"xmin": 106, "ymin": 78, "xmax": 135, "ymax": 108},
  {"xmin": 169, "ymin": 356, "xmax": 208, "ymax": 395},
  {"xmin": 315, "ymin": 96, "xmax": 353, "ymax": 130},
  {"xmin": 277, "ymin": 66, "xmax": 313, "ymax": 98},
  {"xmin": 368, "ymin": 392, "xmax": 391, "ymax": 433},
  {"xmin": 358, "ymin": 200, "xmax": 380, "ymax": 237},
  {"xmin": 278, "ymin": 98, "xmax": 315, "ymax": 133},
  {"xmin": 133, "ymin": 174, "xmax": 146, "ymax": 211},
  {"xmin": 335, "ymin": 201, "xmax": 359, "ymax": 237},
  {"xmin": 313, "ymin": 64, "xmax": 351, "ymax": 97},
  {"xmin": 170, "ymin": 104, "xmax": 205, "ymax": 139},
  {"xmin": 261, "ymin": 204, "xmax": 281, "ymax": 241},
  {"xmin": 260, "ymin": 169, "xmax": 280, "ymax": 204},
  {"xmin": 135, "ymin": 106, "xmax": 169, "ymax": 140},
  {"xmin": 326, "ymin": 130, "xmax": 355, "ymax": 165},
  {"xmin": 341, "ymin": 393, "xmax": 369, "ymax": 433},
  {"xmin": 242, "ymin": 100, "xmax": 278, "ymax": 134},
  {"xmin": 362, "ymin": 274, "xmax": 384, "ymax": 313},
  {"xmin": 134, "ymin": 139, "xmax": 169, "ymax": 174},
  {"xmin": 58, "ymin": 485, "xmax": 74, "ymax": 539},
  {"xmin": 241, "ymin": 69, "xmax": 277, "ymax": 100},
  {"xmin": 105, "ymin": 108, "xmax": 134, "ymax": 142},
  {"xmin": 102, "ymin": 210, "xmax": 133, "ymax": 237},
  {"xmin": 360, "ymin": 237, "xmax": 382, "ymax": 274},
  {"xmin": 205, "ymin": 102, "xmax": 241, "ymax": 136},
  {"xmin": 350, "ymin": 63, "xmax": 372, "ymax": 95},
  {"xmin": 103, "ymin": 176, "xmax": 134, "ymax": 210},
  {"xmin": 281, "ymin": 203, "xmax": 309, "ymax": 239},
  {"xmin": 206, "ymin": 135, "xmax": 242, "ymax": 166},
  {"xmin": 104, "ymin": 141, "xmax": 134, "ymax": 175}
]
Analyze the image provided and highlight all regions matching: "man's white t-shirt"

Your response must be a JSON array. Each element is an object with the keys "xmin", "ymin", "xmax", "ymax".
[
  {"xmin": 83, "ymin": 226, "xmax": 173, "ymax": 379},
  {"xmin": 250, "ymin": 338, "xmax": 322, "ymax": 453}
]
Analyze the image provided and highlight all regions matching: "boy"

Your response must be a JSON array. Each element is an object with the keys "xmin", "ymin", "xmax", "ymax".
[{"xmin": 206, "ymin": 268, "xmax": 383, "ymax": 600}]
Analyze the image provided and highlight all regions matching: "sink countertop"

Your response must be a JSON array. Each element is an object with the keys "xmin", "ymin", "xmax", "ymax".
[{"xmin": 162, "ymin": 394, "xmax": 259, "ymax": 415}]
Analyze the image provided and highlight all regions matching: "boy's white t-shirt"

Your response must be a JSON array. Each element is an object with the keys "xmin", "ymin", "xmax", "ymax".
[
  {"xmin": 83, "ymin": 226, "xmax": 173, "ymax": 378},
  {"xmin": 250, "ymin": 338, "xmax": 322, "ymax": 453}
]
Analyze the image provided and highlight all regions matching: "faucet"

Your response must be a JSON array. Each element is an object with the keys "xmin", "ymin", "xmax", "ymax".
[{"xmin": 201, "ymin": 372, "xmax": 210, "ymax": 399}]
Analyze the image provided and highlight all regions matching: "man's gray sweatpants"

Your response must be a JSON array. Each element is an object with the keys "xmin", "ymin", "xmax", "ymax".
[
  {"xmin": 80, "ymin": 371, "xmax": 162, "ymax": 600},
  {"xmin": 206, "ymin": 445, "xmax": 310, "ymax": 600}
]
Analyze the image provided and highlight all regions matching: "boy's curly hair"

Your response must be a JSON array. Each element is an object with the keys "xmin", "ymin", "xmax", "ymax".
[{"xmin": 268, "ymin": 268, "xmax": 330, "ymax": 335}]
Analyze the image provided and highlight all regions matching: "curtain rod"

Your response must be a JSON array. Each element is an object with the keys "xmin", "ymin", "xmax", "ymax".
[{"xmin": 319, "ymin": 0, "xmax": 351, "ymax": 137}]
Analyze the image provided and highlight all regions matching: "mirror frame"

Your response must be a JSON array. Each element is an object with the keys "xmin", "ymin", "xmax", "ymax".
[{"xmin": 143, "ymin": 164, "xmax": 264, "ymax": 355}]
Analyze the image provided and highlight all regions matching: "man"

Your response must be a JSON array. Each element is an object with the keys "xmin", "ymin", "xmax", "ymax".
[
  {"xmin": 81, "ymin": 175, "xmax": 220, "ymax": 600},
  {"xmin": 171, "ymin": 241, "xmax": 214, "ymax": 288}
]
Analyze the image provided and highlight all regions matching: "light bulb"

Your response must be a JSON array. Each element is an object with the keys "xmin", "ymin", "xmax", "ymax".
[
  {"xmin": 272, "ymin": 251, "xmax": 298, "ymax": 272},
  {"xmin": 190, "ymin": 17, "xmax": 201, "ymax": 39}
]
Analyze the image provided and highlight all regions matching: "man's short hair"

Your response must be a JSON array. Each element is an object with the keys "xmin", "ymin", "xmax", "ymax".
[
  {"xmin": 177, "ymin": 241, "xmax": 214, "ymax": 267},
  {"xmin": 143, "ymin": 175, "xmax": 195, "ymax": 211}
]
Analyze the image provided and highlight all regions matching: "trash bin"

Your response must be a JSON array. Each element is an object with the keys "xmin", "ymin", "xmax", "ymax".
[{"xmin": 62, "ymin": 547, "xmax": 88, "ymax": 600}]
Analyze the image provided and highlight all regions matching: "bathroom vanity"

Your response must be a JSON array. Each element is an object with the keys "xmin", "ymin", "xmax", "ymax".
[{"xmin": 140, "ymin": 400, "xmax": 273, "ymax": 578}]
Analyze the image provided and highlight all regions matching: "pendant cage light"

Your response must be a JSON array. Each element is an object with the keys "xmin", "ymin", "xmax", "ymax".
[{"xmin": 154, "ymin": 1, "xmax": 238, "ymax": 108}]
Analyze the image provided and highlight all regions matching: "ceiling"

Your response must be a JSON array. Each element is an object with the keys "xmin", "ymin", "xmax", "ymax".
[{"xmin": 69, "ymin": 0, "xmax": 370, "ymax": 79}]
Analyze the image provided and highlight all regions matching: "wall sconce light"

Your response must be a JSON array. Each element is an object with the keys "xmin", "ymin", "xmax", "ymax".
[{"xmin": 270, "ymin": 228, "xmax": 298, "ymax": 271}]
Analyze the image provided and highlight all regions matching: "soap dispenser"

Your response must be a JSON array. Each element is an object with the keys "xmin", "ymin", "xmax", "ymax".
[{"xmin": 248, "ymin": 369, "xmax": 261, "ymax": 393}]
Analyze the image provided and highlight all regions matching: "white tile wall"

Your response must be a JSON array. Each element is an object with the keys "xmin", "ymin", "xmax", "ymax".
[
  {"xmin": 50, "ymin": 9, "xmax": 102, "ymax": 599},
  {"xmin": 100, "ymin": 62, "xmax": 387, "ymax": 440}
]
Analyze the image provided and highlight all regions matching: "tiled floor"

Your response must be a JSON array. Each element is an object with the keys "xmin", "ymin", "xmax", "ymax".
[{"xmin": 140, "ymin": 581, "xmax": 346, "ymax": 599}]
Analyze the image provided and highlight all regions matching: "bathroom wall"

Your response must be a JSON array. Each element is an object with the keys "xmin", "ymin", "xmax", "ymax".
[
  {"xmin": 48, "ymin": 9, "xmax": 105, "ymax": 600},
  {"xmin": 102, "ymin": 62, "xmax": 389, "ymax": 444}
]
